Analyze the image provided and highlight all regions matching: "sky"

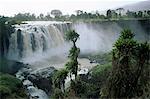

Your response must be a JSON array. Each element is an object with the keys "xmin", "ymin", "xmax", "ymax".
[{"xmin": 0, "ymin": 0, "xmax": 146, "ymax": 16}]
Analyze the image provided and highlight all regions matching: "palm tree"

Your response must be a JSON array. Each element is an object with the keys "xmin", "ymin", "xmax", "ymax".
[{"xmin": 65, "ymin": 30, "xmax": 80, "ymax": 80}]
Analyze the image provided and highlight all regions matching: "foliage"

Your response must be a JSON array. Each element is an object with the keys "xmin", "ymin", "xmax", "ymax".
[
  {"xmin": 116, "ymin": 8, "xmax": 124, "ymax": 17},
  {"xmin": 90, "ymin": 63, "xmax": 112, "ymax": 83},
  {"xmin": 106, "ymin": 9, "xmax": 112, "ymax": 19},
  {"xmin": 101, "ymin": 29, "xmax": 150, "ymax": 98},
  {"xmin": 52, "ymin": 88, "xmax": 64, "ymax": 99},
  {"xmin": 65, "ymin": 30, "xmax": 80, "ymax": 79},
  {"xmin": 0, "ymin": 73, "xmax": 27, "ymax": 99},
  {"xmin": 52, "ymin": 69, "xmax": 68, "ymax": 90},
  {"xmin": 64, "ymin": 58, "xmax": 112, "ymax": 98},
  {"xmin": 84, "ymin": 63, "xmax": 112, "ymax": 98},
  {"xmin": 51, "ymin": 10, "xmax": 62, "ymax": 18},
  {"xmin": 0, "ymin": 85, "xmax": 11, "ymax": 96},
  {"xmin": 52, "ymin": 30, "xmax": 80, "ymax": 98},
  {"xmin": 82, "ymin": 52, "xmax": 112, "ymax": 64},
  {"xmin": 52, "ymin": 69, "xmax": 68, "ymax": 99},
  {"xmin": 1, "ymin": 9, "xmax": 150, "ymax": 22},
  {"xmin": 70, "ymin": 79, "xmax": 87, "ymax": 97},
  {"xmin": 67, "ymin": 63, "xmax": 112, "ymax": 99},
  {"xmin": 65, "ymin": 30, "xmax": 79, "ymax": 43}
]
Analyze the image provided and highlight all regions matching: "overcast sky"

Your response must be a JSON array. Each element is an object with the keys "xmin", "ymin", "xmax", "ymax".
[{"xmin": 0, "ymin": 0, "xmax": 146, "ymax": 16}]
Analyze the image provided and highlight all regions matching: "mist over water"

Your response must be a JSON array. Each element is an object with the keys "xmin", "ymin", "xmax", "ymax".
[
  {"xmin": 6, "ymin": 20, "xmax": 149, "ymax": 68},
  {"xmin": 73, "ymin": 22, "xmax": 121, "ymax": 53}
]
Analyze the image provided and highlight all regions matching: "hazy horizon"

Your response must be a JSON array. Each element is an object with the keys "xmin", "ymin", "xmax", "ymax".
[{"xmin": 0, "ymin": 0, "xmax": 147, "ymax": 17}]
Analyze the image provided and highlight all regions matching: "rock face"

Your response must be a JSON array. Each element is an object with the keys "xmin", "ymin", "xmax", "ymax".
[
  {"xmin": 0, "ymin": 58, "xmax": 26, "ymax": 75},
  {"xmin": 27, "ymin": 67, "xmax": 57, "ymax": 95},
  {"xmin": 16, "ymin": 66, "xmax": 57, "ymax": 98}
]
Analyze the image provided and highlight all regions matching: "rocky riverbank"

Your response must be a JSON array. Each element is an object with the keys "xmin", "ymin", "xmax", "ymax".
[{"xmin": 16, "ymin": 65, "xmax": 57, "ymax": 98}]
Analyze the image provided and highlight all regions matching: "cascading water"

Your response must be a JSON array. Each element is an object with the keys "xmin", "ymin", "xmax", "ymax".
[
  {"xmin": 6, "ymin": 20, "xmax": 149, "ymax": 99},
  {"xmin": 7, "ymin": 21, "xmax": 149, "ymax": 67},
  {"xmin": 73, "ymin": 21, "xmax": 149, "ymax": 54},
  {"xmin": 7, "ymin": 21, "xmax": 71, "ymax": 62},
  {"xmin": 16, "ymin": 67, "xmax": 49, "ymax": 99},
  {"xmin": 73, "ymin": 22, "xmax": 121, "ymax": 53},
  {"xmin": 8, "ymin": 21, "xmax": 72, "ymax": 99}
]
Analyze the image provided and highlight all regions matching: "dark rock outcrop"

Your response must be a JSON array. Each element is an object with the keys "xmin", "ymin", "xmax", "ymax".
[{"xmin": 27, "ymin": 67, "xmax": 57, "ymax": 95}]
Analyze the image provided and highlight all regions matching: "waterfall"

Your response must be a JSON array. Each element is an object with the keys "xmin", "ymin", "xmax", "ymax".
[
  {"xmin": 7, "ymin": 21, "xmax": 149, "ymax": 65},
  {"xmin": 5, "ymin": 20, "xmax": 148, "ymax": 99},
  {"xmin": 72, "ymin": 22, "xmax": 121, "ymax": 53},
  {"xmin": 7, "ymin": 21, "xmax": 71, "ymax": 62}
]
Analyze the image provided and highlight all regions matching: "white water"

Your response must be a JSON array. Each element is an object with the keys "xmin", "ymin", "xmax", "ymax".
[
  {"xmin": 16, "ymin": 68, "xmax": 49, "ymax": 99},
  {"xmin": 73, "ymin": 22, "xmax": 121, "ymax": 53},
  {"xmin": 8, "ymin": 21, "xmax": 148, "ymax": 99},
  {"xmin": 8, "ymin": 21, "xmax": 70, "ymax": 60},
  {"xmin": 7, "ymin": 21, "xmax": 109, "ymax": 70},
  {"xmin": 11, "ymin": 21, "xmax": 72, "ymax": 99}
]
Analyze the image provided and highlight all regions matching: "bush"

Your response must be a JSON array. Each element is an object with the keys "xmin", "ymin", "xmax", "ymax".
[
  {"xmin": 65, "ymin": 63, "xmax": 112, "ymax": 98},
  {"xmin": 90, "ymin": 63, "xmax": 112, "ymax": 84},
  {"xmin": 52, "ymin": 88, "xmax": 64, "ymax": 99},
  {"xmin": 0, "ymin": 86, "xmax": 11, "ymax": 96},
  {"xmin": 101, "ymin": 29, "xmax": 150, "ymax": 98},
  {"xmin": 80, "ymin": 52, "xmax": 112, "ymax": 64},
  {"xmin": 0, "ymin": 73, "xmax": 27, "ymax": 99}
]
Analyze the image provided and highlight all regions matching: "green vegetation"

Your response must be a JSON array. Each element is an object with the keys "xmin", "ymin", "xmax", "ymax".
[
  {"xmin": 52, "ymin": 34, "xmax": 113, "ymax": 98},
  {"xmin": 1, "ymin": 9, "xmax": 150, "ymax": 22},
  {"xmin": 51, "ymin": 29, "xmax": 149, "ymax": 99},
  {"xmin": 52, "ymin": 69, "xmax": 68, "ymax": 93},
  {"xmin": 1, "ymin": 13, "xmax": 149, "ymax": 99},
  {"xmin": 0, "ymin": 16, "xmax": 27, "ymax": 99},
  {"xmin": 0, "ymin": 58, "xmax": 27, "ymax": 99},
  {"xmin": 52, "ymin": 30, "xmax": 80, "ymax": 98},
  {"xmin": 86, "ymin": 52, "xmax": 112, "ymax": 64},
  {"xmin": 101, "ymin": 29, "xmax": 150, "ymax": 98},
  {"xmin": 63, "ymin": 62, "xmax": 112, "ymax": 99},
  {"xmin": 0, "ymin": 73, "xmax": 27, "ymax": 99},
  {"xmin": 65, "ymin": 30, "xmax": 80, "ymax": 79},
  {"xmin": 90, "ymin": 63, "xmax": 112, "ymax": 83}
]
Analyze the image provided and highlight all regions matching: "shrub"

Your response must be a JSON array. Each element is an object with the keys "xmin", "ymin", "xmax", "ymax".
[{"xmin": 0, "ymin": 73, "xmax": 27, "ymax": 99}]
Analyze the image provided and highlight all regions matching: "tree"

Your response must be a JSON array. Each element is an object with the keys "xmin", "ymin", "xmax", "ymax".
[
  {"xmin": 147, "ymin": 10, "xmax": 150, "ymax": 16},
  {"xmin": 137, "ymin": 11, "xmax": 143, "ymax": 18},
  {"xmin": 52, "ymin": 69, "xmax": 68, "ymax": 92},
  {"xmin": 106, "ymin": 9, "xmax": 112, "ymax": 19},
  {"xmin": 116, "ymin": 8, "xmax": 124, "ymax": 17},
  {"xmin": 45, "ymin": 14, "xmax": 52, "ymax": 20},
  {"xmin": 52, "ymin": 88, "xmax": 64, "ymax": 99},
  {"xmin": 31, "ymin": 14, "xmax": 36, "ymax": 20},
  {"xmin": 65, "ymin": 30, "xmax": 80, "ymax": 80},
  {"xmin": 101, "ymin": 29, "xmax": 150, "ymax": 98},
  {"xmin": 13, "ymin": 13, "xmax": 36, "ymax": 21},
  {"xmin": 39, "ymin": 13, "xmax": 44, "ymax": 20},
  {"xmin": 111, "ymin": 10, "xmax": 118, "ymax": 18},
  {"xmin": 51, "ymin": 10, "xmax": 62, "ymax": 18},
  {"xmin": 126, "ymin": 10, "xmax": 137, "ymax": 18},
  {"xmin": 75, "ymin": 10, "xmax": 83, "ymax": 16}
]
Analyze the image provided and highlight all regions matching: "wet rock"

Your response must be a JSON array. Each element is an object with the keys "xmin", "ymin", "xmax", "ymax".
[
  {"xmin": 0, "ymin": 58, "xmax": 27, "ymax": 75},
  {"xmin": 28, "ymin": 67, "xmax": 57, "ymax": 95}
]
